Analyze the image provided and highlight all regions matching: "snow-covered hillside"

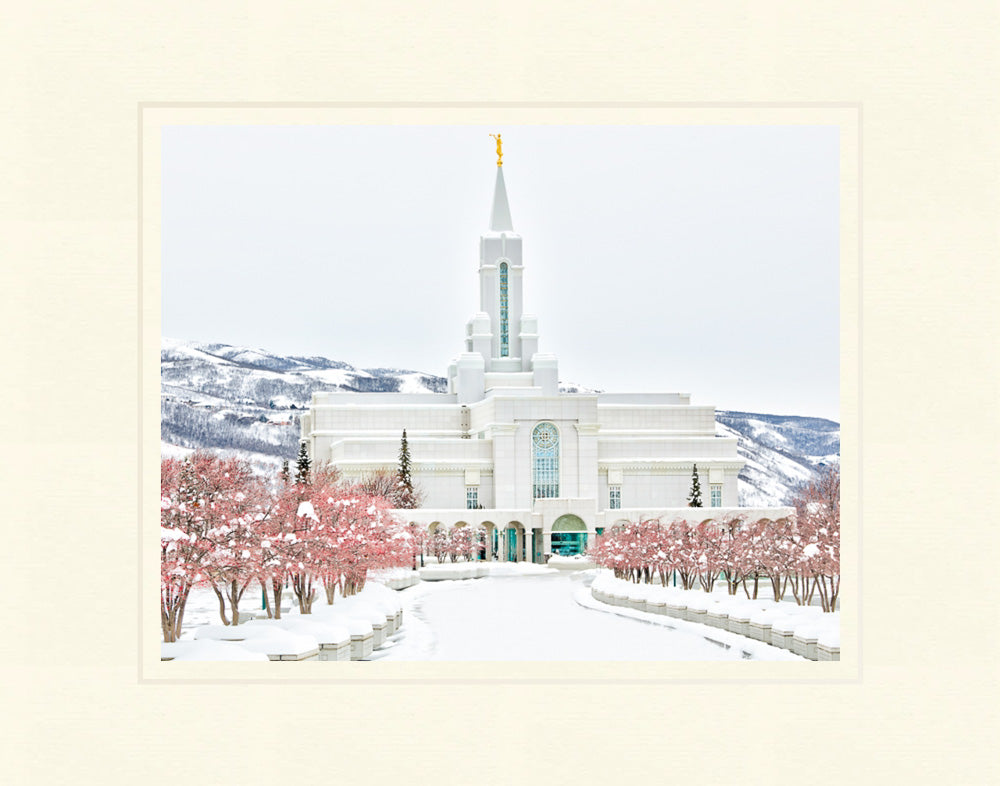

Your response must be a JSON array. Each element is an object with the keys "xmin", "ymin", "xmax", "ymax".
[
  {"xmin": 160, "ymin": 338, "xmax": 446, "ymax": 464},
  {"xmin": 161, "ymin": 338, "xmax": 839, "ymax": 505},
  {"xmin": 715, "ymin": 412, "xmax": 839, "ymax": 507}
]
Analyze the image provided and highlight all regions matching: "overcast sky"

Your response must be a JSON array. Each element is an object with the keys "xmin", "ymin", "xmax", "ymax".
[{"xmin": 162, "ymin": 124, "xmax": 839, "ymax": 421}]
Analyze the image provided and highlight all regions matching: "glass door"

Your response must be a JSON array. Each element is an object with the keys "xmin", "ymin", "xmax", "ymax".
[{"xmin": 550, "ymin": 532, "xmax": 588, "ymax": 556}]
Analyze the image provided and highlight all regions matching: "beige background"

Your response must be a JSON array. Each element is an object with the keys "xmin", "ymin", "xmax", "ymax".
[{"xmin": 2, "ymin": 2, "xmax": 997, "ymax": 784}]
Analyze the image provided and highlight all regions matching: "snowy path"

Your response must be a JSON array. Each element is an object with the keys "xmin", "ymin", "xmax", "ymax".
[{"xmin": 373, "ymin": 571, "xmax": 763, "ymax": 661}]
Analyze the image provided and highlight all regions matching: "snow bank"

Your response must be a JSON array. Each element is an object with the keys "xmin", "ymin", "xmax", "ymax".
[
  {"xmin": 590, "ymin": 571, "xmax": 839, "ymax": 661},
  {"xmin": 547, "ymin": 555, "xmax": 597, "ymax": 571},
  {"xmin": 193, "ymin": 622, "xmax": 320, "ymax": 660},
  {"xmin": 246, "ymin": 617, "xmax": 350, "ymax": 646},
  {"xmin": 161, "ymin": 639, "xmax": 269, "ymax": 661},
  {"xmin": 369, "ymin": 567, "xmax": 421, "ymax": 590},
  {"xmin": 307, "ymin": 608, "xmax": 373, "ymax": 638}
]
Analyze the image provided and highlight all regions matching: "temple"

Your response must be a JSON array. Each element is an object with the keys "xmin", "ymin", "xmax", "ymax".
[{"xmin": 301, "ymin": 146, "xmax": 790, "ymax": 561}]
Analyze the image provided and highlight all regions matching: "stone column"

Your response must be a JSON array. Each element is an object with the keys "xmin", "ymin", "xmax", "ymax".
[
  {"xmin": 542, "ymin": 531, "xmax": 551, "ymax": 560},
  {"xmin": 525, "ymin": 528, "xmax": 534, "ymax": 563}
]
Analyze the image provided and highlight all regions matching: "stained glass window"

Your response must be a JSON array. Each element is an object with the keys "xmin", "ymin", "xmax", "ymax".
[
  {"xmin": 710, "ymin": 484, "xmax": 722, "ymax": 507},
  {"xmin": 466, "ymin": 486, "xmax": 479, "ymax": 509},
  {"xmin": 609, "ymin": 485, "xmax": 621, "ymax": 509},
  {"xmin": 532, "ymin": 421, "xmax": 559, "ymax": 499},
  {"xmin": 499, "ymin": 261, "xmax": 509, "ymax": 357}
]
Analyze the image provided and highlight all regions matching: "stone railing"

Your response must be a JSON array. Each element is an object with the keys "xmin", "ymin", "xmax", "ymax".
[{"xmin": 591, "ymin": 573, "xmax": 839, "ymax": 661}]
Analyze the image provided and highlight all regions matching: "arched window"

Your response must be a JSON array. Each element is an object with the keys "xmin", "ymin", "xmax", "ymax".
[
  {"xmin": 499, "ymin": 261, "xmax": 509, "ymax": 357},
  {"xmin": 532, "ymin": 421, "xmax": 559, "ymax": 499}
]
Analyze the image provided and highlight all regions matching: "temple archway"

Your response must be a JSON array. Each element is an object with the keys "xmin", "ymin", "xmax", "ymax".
[
  {"xmin": 482, "ymin": 521, "xmax": 496, "ymax": 560},
  {"xmin": 507, "ymin": 520, "xmax": 525, "ymax": 562},
  {"xmin": 550, "ymin": 514, "xmax": 588, "ymax": 556}
]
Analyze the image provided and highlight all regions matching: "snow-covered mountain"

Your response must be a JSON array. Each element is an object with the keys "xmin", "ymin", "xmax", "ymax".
[
  {"xmin": 161, "ymin": 338, "xmax": 839, "ymax": 505},
  {"xmin": 160, "ymin": 338, "xmax": 446, "ymax": 474},
  {"xmin": 715, "ymin": 411, "xmax": 839, "ymax": 507}
]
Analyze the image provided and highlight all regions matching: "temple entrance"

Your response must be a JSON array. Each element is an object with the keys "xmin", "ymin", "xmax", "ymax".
[
  {"xmin": 507, "ymin": 527, "xmax": 518, "ymax": 562},
  {"xmin": 550, "ymin": 514, "xmax": 588, "ymax": 556}
]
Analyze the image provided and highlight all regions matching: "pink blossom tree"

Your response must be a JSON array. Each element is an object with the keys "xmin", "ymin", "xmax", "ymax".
[
  {"xmin": 255, "ymin": 478, "xmax": 308, "ymax": 619},
  {"xmin": 753, "ymin": 517, "xmax": 798, "ymax": 602},
  {"xmin": 198, "ymin": 459, "xmax": 272, "ymax": 625},
  {"xmin": 429, "ymin": 526, "xmax": 451, "ymax": 564},
  {"xmin": 279, "ymin": 465, "xmax": 346, "ymax": 614},
  {"xmin": 694, "ymin": 520, "xmax": 725, "ymax": 592},
  {"xmin": 714, "ymin": 514, "xmax": 748, "ymax": 596},
  {"xmin": 792, "ymin": 466, "xmax": 840, "ymax": 612},
  {"xmin": 669, "ymin": 520, "xmax": 701, "ymax": 590},
  {"xmin": 160, "ymin": 453, "xmax": 248, "ymax": 639},
  {"xmin": 407, "ymin": 522, "xmax": 427, "ymax": 568},
  {"xmin": 450, "ymin": 523, "xmax": 485, "ymax": 562}
]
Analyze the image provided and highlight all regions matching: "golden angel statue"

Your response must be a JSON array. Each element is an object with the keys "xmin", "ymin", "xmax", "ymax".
[{"xmin": 489, "ymin": 133, "xmax": 503, "ymax": 166}]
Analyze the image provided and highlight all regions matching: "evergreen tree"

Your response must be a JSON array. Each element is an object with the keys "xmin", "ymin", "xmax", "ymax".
[
  {"xmin": 687, "ymin": 463, "xmax": 703, "ymax": 507},
  {"xmin": 279, "ymin": 459, "xmax": 290, "ymax": 484},
  {"xmin": 295, "ymin": 442, "xmax": 311, "ymax": 485},
  {"xmin": 397, "ymin": 429, "xmax": 413, "ymax": 500}
]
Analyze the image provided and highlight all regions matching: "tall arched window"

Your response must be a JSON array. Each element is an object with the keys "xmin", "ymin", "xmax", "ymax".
[
  {"xmin": 532, "ymin": 422, "xmax": 559, "ymax": 499},
  {"xmin": 499, "ymin": 261, "xmax": 509, "ymax": 357}
]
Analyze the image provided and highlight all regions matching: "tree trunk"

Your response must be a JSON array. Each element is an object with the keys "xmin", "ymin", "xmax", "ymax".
[
  {"xmin": 260, "ymin": 580, "xmax": 272, "ymax": 619},
  {"xmin": 271, "ymin": 578, "xmax": 284, "ymax": 620},
  {"xmin": 226, "ymin": 579, "xmax": 248, "ymax": 626},
  {"xmin": 805, "ymin": 575, "xmax": 817, "ymax": 605},
  {"xmin": 768, "ymin": 573, "xmax": 782, "ymax": 602},
  {"xmin": 161, "ymin": 597, "xmax": 175, "ymax": 643},
  {"xmin": 211, "ymin": 583, "xmax": 231, "ymax": 625},
  {"xmin": 175, "ymin": 586, "xmax": 189, "ymax": 640},
  {"xmin": 323, "ymin": 574, "xmax": 339, "ymax": 605},
  {"xmin": 292, "ymin": 572, "xmax": 314, "ymax": 614}
]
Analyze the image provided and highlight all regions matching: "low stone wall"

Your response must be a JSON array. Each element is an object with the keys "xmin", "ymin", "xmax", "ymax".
[
  {"xmin": 165, "ymin": 580, "xmax": 407, "ymax": 662},
  {"xmin": 382, "ymin": 571, "xmax": 421, "ymax": 590},
  {"xmin": 419, "ymin": 563, "xmax": 488, "ymax": 581},
  {"xmin": 591, "ymin": 574, "xmax": 839, "ymax": 662}
]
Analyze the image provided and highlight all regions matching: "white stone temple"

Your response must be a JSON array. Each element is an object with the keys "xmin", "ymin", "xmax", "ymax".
[{"xmin": 302, "ymin": 143, "xmax": 790, "ymax": 561}]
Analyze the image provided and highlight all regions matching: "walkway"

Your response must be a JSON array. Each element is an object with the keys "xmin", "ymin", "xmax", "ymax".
[{"xmin": 374, "ymin": 570, "xmax": 756, "ymax": 661}]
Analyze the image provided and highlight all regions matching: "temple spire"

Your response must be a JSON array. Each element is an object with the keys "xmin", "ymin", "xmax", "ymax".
[{"xmin": 489, "ymin": 165, "xmax": 514, "ymax": 232}]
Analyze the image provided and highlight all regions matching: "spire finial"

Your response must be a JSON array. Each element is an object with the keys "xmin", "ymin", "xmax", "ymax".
[{"xmin": 489, "ymin": 133, "xmax": 503, "ymax": 167}]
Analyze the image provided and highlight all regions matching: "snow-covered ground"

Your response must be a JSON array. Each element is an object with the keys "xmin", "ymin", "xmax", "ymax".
[
  {"xmin": 175, "ymin": 565, "xmax": 805, "ymax": 661},
  {"xmin": 373, "ymin": 567, "xmax": 795, "ymax": 661}
]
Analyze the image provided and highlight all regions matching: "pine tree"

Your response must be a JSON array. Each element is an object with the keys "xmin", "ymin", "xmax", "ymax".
[
  {"xmin": 295, "ymin": 442, "xmax": 311, "ymax": 485},
  {"xmin": 687, "ymin": 463, "xmax": 703, "ymax": 507},
  {"xmin": 397, "ymin": 429, "xmax": 414, "ymax": 504}
]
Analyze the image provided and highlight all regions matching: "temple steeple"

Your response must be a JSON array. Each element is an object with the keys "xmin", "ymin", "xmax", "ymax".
[
  {"xmin": 489, "ymin": 165, "xmax": 514, "ymax": 232},
  {"xmin": 449, "ymin": 143, "xmax": 559, "ymax": 402}
]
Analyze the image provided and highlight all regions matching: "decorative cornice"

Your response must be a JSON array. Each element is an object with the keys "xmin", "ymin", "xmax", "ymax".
[
  {"xmin": 331, "ymin": 460, "xmax": 494, "ymax": 475},
  {"xmin": 598, "ymin": 460, "xmax": 746, "ymax": 472}
]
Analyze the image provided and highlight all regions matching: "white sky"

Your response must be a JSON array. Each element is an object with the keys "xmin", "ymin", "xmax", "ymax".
[{"xmin": 163, "ymin": 125, "xmax": 839, "ymax": 421}]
